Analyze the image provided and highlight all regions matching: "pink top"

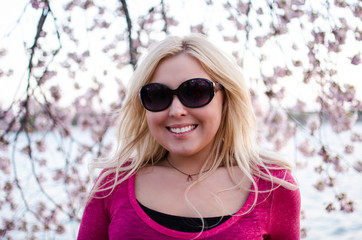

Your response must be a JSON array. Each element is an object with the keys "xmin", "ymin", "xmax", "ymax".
[{"xmin": 78, "ymin": 169, "xmax": 301, "ymax": 239}]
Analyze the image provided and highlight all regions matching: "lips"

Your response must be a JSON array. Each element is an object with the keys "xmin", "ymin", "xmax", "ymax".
[{"xmin": 167, "ymin": 124, "xmax": 197, "ymax": 134}]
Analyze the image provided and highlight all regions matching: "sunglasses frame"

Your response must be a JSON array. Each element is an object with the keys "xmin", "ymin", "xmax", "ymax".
[{"xmin": 139, "ymin": 78, "xmax": 223, "ymax": 112}]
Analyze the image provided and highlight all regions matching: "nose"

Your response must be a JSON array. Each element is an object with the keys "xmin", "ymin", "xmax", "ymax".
[{"xmin": 168, "ymin": 96, "xmax": 187, "ymax": 117}]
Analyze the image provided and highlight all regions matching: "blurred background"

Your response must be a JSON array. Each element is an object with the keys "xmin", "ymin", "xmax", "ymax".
[{"xmin": 0, "ymin": 0, "xmax": 361, "ymax": 239}]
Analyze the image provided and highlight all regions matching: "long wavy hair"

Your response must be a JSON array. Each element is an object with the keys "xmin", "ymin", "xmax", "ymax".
[{"xmin": 89, "ymin": 34, "xmax": 297, "ymax": 202}]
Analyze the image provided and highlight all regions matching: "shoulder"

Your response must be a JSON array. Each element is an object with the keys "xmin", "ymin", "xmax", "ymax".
[
  {"xmin": 261, "ymin": 167, "xmax": 301, "ymax": 214},
  {"xmin": 269, "ymin": 168, "xmax": 300, "ymax": 200},
  {"xmin": 269, "ymin": 167, "xmax": 297, "ymax": 185},
  {"xmin": 257, "ymin": 164, "xmax": 298, "ymax": 186},
  {"xmin": 255, "ymin": 165, "xmax": 300, "ymax": 206},
  {"xmin": 91, "ymin": 169, "xmax": 132, "ymax": 199}
]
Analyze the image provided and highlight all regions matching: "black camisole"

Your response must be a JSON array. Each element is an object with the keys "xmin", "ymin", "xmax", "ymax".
[{"xmin": 137, "ymin": 201, "xmax": 232, "ymax": 232}]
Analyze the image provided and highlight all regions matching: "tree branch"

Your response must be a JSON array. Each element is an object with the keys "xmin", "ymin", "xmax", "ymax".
[
  {"xmin": 161, "ymin": 0, "xmax": 169, "ymax": 34},
  {"xmin": 120, "ymin": 0, "xmax": 137, "ymax": 69},
  {"xmin": 28, "ymin": 1, "xmax": 50, "ymax": 75}
]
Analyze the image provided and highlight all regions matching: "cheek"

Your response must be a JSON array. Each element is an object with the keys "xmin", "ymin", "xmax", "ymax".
[
  {"xmin": 146, "ymin": 112, "xmax": 155, "ymax": 129},
  {"xmin": 146, "ymin": 112, "xmax": 165, "ymax": 132},
  {"xmin": 200, "ymin": 93, "xmax": 224, "ymax": 129}
]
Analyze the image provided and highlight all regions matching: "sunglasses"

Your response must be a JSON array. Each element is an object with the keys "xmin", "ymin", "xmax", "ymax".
[{"xmin": 139, "ymin": 78, "xmax": 223, "ymax": 112}]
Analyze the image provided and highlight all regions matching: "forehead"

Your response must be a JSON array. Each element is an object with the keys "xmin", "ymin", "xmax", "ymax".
[{"xmin": 150, "ymin": 54, "xmax": 211, "ymax": 86}]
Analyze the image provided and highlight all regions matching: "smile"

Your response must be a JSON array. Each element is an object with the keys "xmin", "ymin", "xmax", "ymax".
[{"xmin": 168, "ymin": 125, "xmax": 197, "ymax": 134}]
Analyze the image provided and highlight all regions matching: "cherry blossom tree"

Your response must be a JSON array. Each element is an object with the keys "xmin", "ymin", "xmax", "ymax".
[{"xmin": 0, "ymin": 0, "xmax": 361, "ymax": 238}]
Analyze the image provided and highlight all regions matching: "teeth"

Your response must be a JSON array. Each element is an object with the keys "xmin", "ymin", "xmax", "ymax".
[{"xmin": 170, "ymin": 125, "xmax": 196, "ymax": 134}]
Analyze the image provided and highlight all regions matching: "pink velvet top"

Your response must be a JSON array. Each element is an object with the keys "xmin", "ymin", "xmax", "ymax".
[{"xmin": 78, "ymin": 169, "xmax": 301, "ymax": 239}]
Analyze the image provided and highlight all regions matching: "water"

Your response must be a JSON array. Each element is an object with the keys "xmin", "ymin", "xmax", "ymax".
[
  {"xmin": 296, "ymin": 166, "xmax": 362, "ymax": 239},
  {"xmin": 287, "ymin": 123, "xmax": 362, "ymax": 240},
  {"xmin": 1, "ymin": 126, "xmax": 362, "ymax": 239}
]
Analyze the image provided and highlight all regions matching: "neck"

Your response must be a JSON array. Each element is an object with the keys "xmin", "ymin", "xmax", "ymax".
[
  {"xmin": 166, "ymin": 155, "xmax": 212, "ymax": 181},
  {"xmin": 166, "ymin": 152, "xmax": 213, "ymax": 177}
]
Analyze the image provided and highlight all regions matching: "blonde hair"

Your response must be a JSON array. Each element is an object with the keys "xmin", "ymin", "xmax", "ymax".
[{"xmin": 89, "ymin": 34, "xmax": 297, "ymax": 204}]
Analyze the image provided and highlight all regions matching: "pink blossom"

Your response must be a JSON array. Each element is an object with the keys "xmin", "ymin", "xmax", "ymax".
[
  {"xmin": 344, "ymin": 145, "xmax": 354, "ymax": 154},
  {"xmin": 337, "ymin": 193, "xmax": 354, "ymax": 213},
  {"xmin": 0, "ymin": 48, "xmax": 7, "ymax": 57},
  {"xmin": 91, "ymin": 129, "xmax": 101, "ymax": 141},
  {"xmin": 351, "ymin": 133, "xmax": 362, "ymax": 142},
  {"xmin": 31, "ymin": 0, "xmax": 41, "ymax": 9},
  {"xmin": 309, "ymin": 12, "xmax": 318, "ymax": 22},
  {"xmin": 274, "ymin": 67, "xmax": 290, "ymax": 78},
  {"xmin": 353, "ymin": 161, "xmax": 362, "ymax": 172},
  {"xmin": 237, "ymin": 1, "xmax": 250, "ymax": 15},
  {"xmin": 343, "ymin": 84, "xmax": 355, "ymax": 101},
  {"xmin": 298, "ymin": 140, "xmax": 316, "ymax": 157},
  {"xmin": 303, "ymin": 70, "xmax": 312, "ymax": 83},
  {"xmin": 223, "ymin": 35, "xmax": 238, "ymax": 43},
  {"xmin": 34, "ymin": 114, "xmax": 49, "ymax": 131},
  {"xmin": 333, "ymin": 28, "xmax": 347, "ymax": 45},
  {"xmin": 300, "ymin": 228, "xmax": 307, "ymax": 238},
  {"xmin": 255, "ymin": 36, "xmax": 267, "ymax": 47},
  {"xmin": 50, "ymin": 86, "xmax": 61, "ymax": 101},
  {"xmin": 21, "ymin": 145, "xmax": 31, "ymax": 155},
  {"xmin": 235, "ymin": 21, "xmax": 245, "ymax": 31},
  {"xmin": 190, "ymin": 24, "xmax": 204, "ymax": 34},
  {"xmin": 340, "ymin": 201, "xmax": 354, "ymax": 213},
  {"xmin": 39, "ymin": 158, "xmax": 47, "ymax": 166},
  {"xmin": 351, "ymin": 54, "xmax": 361, "ymax": 65},
  {"xmin": 312, "ymin": 31, "xmax": 325, "ymax": 44},
  {"xmin": 36, "ymin": 140, "xmax": 46, "ymax": 152},
  {"xmin": 56, "ymin": 225, "xmax": 66, "ymax": 234},
  {"xmin": 263, "ymin": 76, "xmax": 277, "ymax": 86},
  {"xmin": 355, "ymin": 30, "xmax": 362, "ymax": 41},
  {"xmin": 308, "ymin": 118, "xmax": 320, "ymax": 135},
  {"xmin": 328, "ymin": 41, "xmax": 340, "ymax": 52},
  {"xmin": 290, "ymin": 9, "xmax": 304, "ymax": 18},
  {"xmin": 293, "ymin": 60, "xmax": 302, "ymax": 67},
  {"xmin": 274, "ymin": 87, "xmax": 285, "ymax": 100},
  {"xmin": 67, "ymin": 53, "xmax": 84, "ymax": 65},
  {"xmin": 0, "ymin": 157, "xmax": 10, "ymax": 174},
  {"xmin": 82, "ymin": 0, "xmax": 95, "ymax": 10},
  {"xmin": 325, "ymin": 177, "xmax": 336, "ymax": 187},
  {"xmin": 217, "ymin": 24, "xmax": 224, "ymax": 31},
  {"xmin": 325, "ymin": 203, "xmax": 336, "ymax": 212},
  {"xmin": 60, "ymin": 60, "xmax": 71, "ymax": 69},
  {"xmin": 53, "ymin": 169, "xmax": 64, "ymax": 181},
  {"xmin": 314, "ymin": 181, "xmax": 325, "ymax": 191},
  {"xmin": 256, "ymin": 8, "xmax": 263, "ymax": 15},
  {"xmin": 330, "ymin": 110, "xmax": 357, "ymax": 133},
  {"xmin": 223, "ymin": 3, "xmax": 232, "ymax": 9},
  {"xmin": 353, "ymin": 5, "xmax": 362, "ymax": 19},
  {"xmin": 295, "ymin": 99, "xmax": 306, "ymax": 111},
  {"xmin": 334, "ymin": 0, "xmax": 347, "ymax": 8}
]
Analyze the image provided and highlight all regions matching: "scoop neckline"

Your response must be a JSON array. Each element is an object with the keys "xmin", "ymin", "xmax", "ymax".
[{"xmin": 128, "ymin": 174, "xmax": 257, "ymax": 239}]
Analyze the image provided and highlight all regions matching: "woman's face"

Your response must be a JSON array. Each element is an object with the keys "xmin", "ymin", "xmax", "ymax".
[{"xmin": 145, "ymin": 54, "xmax": 223, "ymax": 159}]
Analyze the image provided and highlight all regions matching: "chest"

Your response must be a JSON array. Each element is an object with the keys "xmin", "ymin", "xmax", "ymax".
[{"xmin": 134, "ymin": 167, "xmax": 252, "ymax": 218}]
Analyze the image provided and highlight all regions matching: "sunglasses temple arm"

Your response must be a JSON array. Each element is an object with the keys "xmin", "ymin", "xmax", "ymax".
[{"xmin": 214, "ymin": 82, "xmax": 223, "ymax": 92}]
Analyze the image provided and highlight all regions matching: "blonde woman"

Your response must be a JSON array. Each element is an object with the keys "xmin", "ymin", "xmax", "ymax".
[{"xmin": 78, "ymin": 34, "xmax": 301, "ymax": 239}]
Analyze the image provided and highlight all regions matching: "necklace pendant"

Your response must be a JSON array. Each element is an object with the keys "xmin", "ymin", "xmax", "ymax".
[{"xmin": 187, "ymin": 175, "xmax": 193, "ymax": 181}]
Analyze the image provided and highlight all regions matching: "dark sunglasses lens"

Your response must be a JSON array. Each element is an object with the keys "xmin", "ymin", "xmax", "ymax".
[
  {"xmin": 178, "ymin": 79, "xmax": 213, "ymax": 107},
  {"xmin": 140, "ymin": 84, "xmax": 171, "ymax": 111}
]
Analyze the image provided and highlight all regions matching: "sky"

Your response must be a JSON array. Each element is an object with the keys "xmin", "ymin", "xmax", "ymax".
[{"xmin": 0, "ymin": 0, "xmax": 361, "ymax": 110}]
